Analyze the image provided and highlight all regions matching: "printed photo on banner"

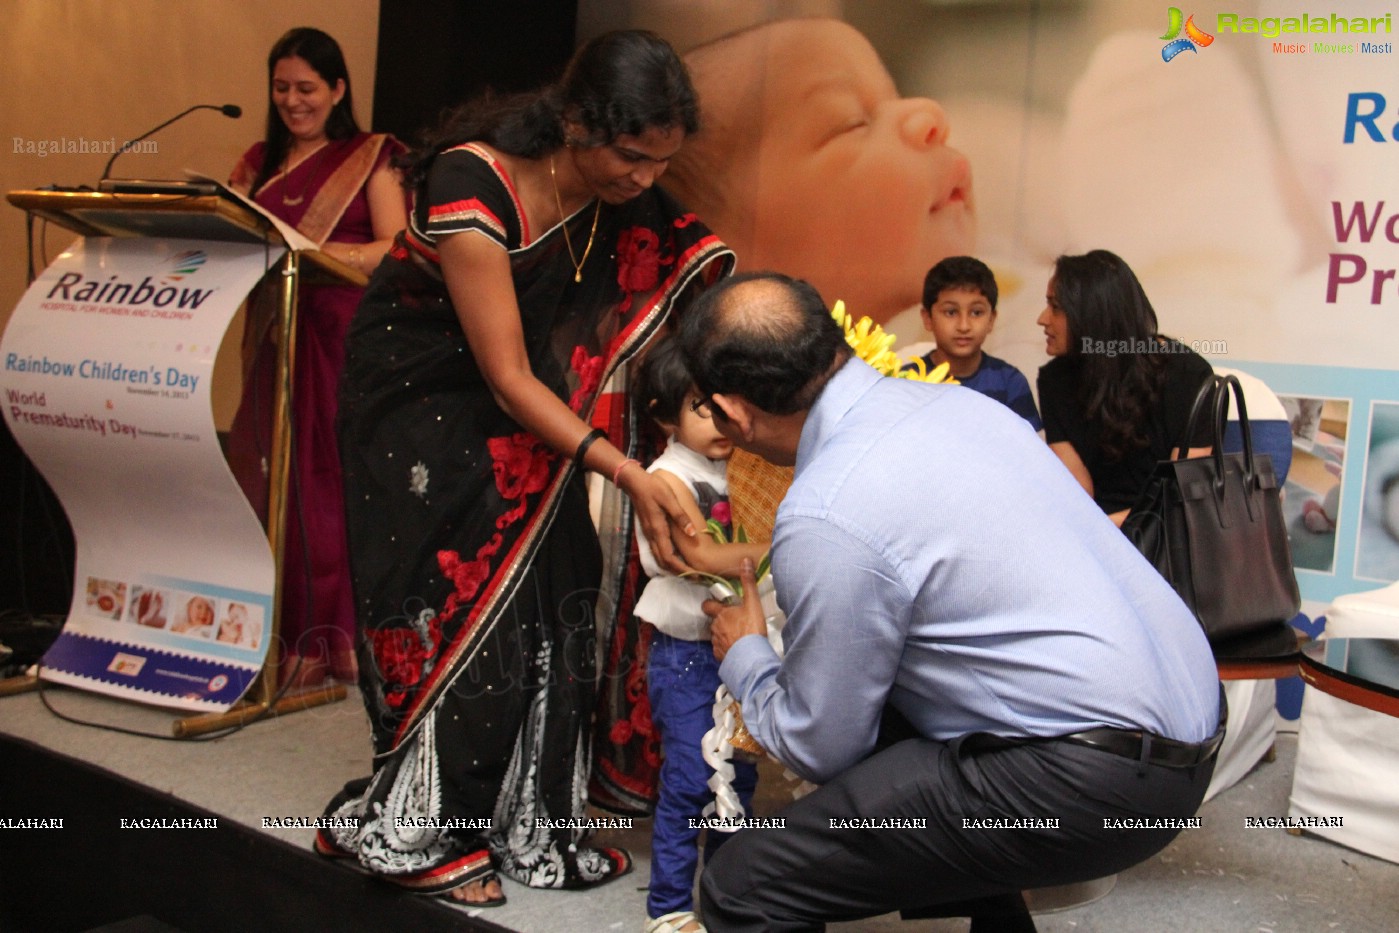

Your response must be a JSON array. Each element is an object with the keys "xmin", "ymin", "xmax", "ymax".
[
  {"xmin": 128, "ymin": 585, "xmax": 170, "ymax": 629},
  {"xmin": 1279, "ymin": 396, "xmax": 1349, "ymax": 575},
  {"xmin": 84, "ymin": 577, "xmax": 127, "ymax": 620},
  {"xmin": 1357, "ymin": 401, "xmax": 1399, "ymax": 583}
]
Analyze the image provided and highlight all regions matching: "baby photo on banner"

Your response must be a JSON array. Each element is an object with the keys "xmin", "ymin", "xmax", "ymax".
[{"xmin": 576, "ymin": 0, "xmax": 1399, "ymax": 610}]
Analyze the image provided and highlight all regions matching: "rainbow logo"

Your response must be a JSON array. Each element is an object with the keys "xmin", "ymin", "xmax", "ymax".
[
  {"xmin": 1161, "ymin": 7, "xmax": 1215, "ymax": 61},
  {"xmin": 165, "ymin": 249, "xmax": 207, "ymax": 281}
]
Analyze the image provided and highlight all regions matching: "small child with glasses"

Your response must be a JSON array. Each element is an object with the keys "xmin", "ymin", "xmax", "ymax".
[{"xmin": 632, "ymin": 336, "xmax": 769, "ymax": 933}]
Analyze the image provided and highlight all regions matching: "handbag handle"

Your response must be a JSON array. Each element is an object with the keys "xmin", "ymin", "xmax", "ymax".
[
  {"xmin": 1220, "ymin": 374, "xmax": 1253, "ymax": 476},
  {"xmin": 1179, "ymin": 375, "xmax": 1220, "ymax": 457},
  {"xmin": 1218, "ymin": 375, "xmax": 1260, "ymax": 522},
  {"xmin": 1178, "ymin": 373, "xmax": 1258, "ymax": 498}
]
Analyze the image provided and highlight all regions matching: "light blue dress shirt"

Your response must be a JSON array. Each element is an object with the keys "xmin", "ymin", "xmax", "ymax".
[{"xmin": 719, "ymin": 359, "xmax": 1221, "ymax": 784}]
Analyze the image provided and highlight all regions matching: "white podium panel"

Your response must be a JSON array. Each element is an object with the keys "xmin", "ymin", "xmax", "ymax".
[{"xmin": 2, "ymin": 237, "xmax": 284, "ymax": 710}]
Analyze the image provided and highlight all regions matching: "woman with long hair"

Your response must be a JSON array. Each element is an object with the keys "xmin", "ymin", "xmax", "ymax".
[
  {"xmin": 226, "ymin": 27, "xmax": 408, "ymax": 688},
  {"xmin": 315, "ymin": 31, "xmax": 732, "ymax": 906},
  {"xmin": 1036, "ymin": 249, "xmax": 1214, "ymax": 524}
]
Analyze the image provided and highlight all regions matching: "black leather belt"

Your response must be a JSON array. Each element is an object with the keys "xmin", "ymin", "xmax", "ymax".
[
  {"xmin": 1058, "ymin": 726, "xmax": 1223, "ymax": 768},
  {"xmin": 963, "ymin": 721, "xmax": 1224, "ymax": 769}
]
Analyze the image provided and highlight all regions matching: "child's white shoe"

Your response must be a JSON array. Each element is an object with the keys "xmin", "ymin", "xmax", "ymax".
[{"xmin": 645, "ymin": 910, "xmax": 706, "ymax": 933}]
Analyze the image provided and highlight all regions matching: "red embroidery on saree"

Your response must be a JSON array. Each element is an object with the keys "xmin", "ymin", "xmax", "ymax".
[
  {"xmin": 568, "ymin": 346, "xmax": 605, "ymax": 414},
  {"xmin": 609, "ymin": 661, "xmax": 659, "ymax": 767},
  {"xmin": 437, "ymin": 540, "xmax": 502, "ymax": 623},
  {"xmin": 375, "ymin": 433, "xmax": 557, "ymax": 708},
  {"xmin": 603, "ymin": 620, "xmax": 661, "ymax": 768},
  {"xmin": 488, "ymin": 433, "xmax": 555, "ymax": 527},
  {"xmin": 626, "ymin": 637, "xmax": 662, "ymax": 769},
  {"xmin": 370, "ymin": 614, "xmax": 442, "ymax": 709},
  {"xmin": 616, "ymin": 226, "xmax": 666, "ymax": 313},
  {"xmin": 617, "ymin": 227, "xmax": 661, "ymax": 293}
]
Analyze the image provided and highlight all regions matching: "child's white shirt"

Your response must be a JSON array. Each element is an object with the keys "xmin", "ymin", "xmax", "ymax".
[{"xmin": 634, "ymin": 438, "xmax": 729, "ymax": 642}]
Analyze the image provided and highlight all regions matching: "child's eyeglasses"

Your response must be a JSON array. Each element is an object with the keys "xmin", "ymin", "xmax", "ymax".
[{"xmin": 688, "ymin": 395, "xmax": 715, "ymax": 419}]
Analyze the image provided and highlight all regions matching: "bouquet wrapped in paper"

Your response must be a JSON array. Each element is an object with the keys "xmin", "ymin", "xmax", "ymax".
[{"xmin": 690, "ymin": 553, "xmax": 786, "ymax": 829}]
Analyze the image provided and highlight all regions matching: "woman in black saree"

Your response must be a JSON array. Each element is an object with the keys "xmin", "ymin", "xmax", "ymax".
[{"xmin": 316, "ymin": 31, "xmax": 732, "ymax": 906}]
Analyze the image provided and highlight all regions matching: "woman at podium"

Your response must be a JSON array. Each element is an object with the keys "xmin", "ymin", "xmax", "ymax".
[
  {"xmin": 316, "ymin": 31, "xmax": 731, "ymax": 906},
  {"xmin": 225, "ymin": 27, "xmax": 408, "ymax": 690}
]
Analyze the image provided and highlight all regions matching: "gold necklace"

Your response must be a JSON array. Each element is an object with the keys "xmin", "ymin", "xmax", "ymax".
[{"xmin": 550, "ymin": 155, "xmax": 600, "ymax": 283}]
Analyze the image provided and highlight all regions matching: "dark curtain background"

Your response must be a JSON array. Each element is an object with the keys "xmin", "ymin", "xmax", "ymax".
[
  {"xmin": 372, "ymin": 0, "xmax": 578, "ymax": 147},
  {"xmin": 0, "ymin": 417, "xmax": 73, "ymax": 617}
]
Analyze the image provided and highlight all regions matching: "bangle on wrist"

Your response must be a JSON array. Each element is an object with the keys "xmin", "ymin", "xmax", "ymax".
[
  {"xmin": 348, "ymin": 245, "xmax": 363, "ymax": 271},
  {"xmin": 611, "ymin": 458, "xmax": 640, "ymax": 486},
  {"xmin": 573, "ymin": 428, "xmax": 606, "ymax": 467}
]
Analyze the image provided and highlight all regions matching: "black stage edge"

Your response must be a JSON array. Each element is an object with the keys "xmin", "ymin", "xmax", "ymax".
[
  {"xmin": 372, "ymin": 0, "xmax": 577, "ymax": 146},
  {"xmin": 0, "ymin": 734, "xmax": 511, "ymax": 933}
]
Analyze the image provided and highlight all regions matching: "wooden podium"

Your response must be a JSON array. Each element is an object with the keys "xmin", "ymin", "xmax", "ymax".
[{"xmin": 5, "ymin": 187, "xmax": 362, "ymax": 735}]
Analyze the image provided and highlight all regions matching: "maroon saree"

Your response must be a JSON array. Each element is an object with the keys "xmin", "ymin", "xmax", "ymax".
[{"xmin": 226, "ymin": 132, "xmax": 403, "ymax": 684}]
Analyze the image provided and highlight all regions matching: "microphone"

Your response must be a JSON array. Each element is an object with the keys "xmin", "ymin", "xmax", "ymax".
[{"xmin": 100, "ymin": 103, "xmax": 242, "ymax": 182}]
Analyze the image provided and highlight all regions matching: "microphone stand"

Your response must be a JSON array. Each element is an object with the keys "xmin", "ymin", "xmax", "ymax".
[{"xmin": 100, "ymin": 104, "xmax": 241, "ymax": 182}]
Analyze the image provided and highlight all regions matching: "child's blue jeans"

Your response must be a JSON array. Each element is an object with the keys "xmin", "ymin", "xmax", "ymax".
[{"xmin": 647, "ymin": 631, "xmax": 759, "ymax": 918}]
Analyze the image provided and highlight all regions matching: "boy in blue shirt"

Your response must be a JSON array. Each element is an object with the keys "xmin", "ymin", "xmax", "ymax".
[{"xmin": 905, "ymin": 256, "xmax": 1042, "ymax": 430}]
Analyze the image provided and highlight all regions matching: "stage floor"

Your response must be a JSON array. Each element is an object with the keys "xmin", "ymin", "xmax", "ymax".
[{"xmin": 3, "ymin": 683, "xmax": 1398, "ymax": 932}]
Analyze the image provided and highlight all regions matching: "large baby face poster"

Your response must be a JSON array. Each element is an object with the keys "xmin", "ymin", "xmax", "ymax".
[{"xmin": 581, "ymin": 0, "xmax": 1399, "ymax": 610}]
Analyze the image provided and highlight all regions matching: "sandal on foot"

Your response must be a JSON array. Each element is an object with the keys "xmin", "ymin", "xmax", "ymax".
[
  {"xmin": 444, "ymin": 873, "xmax": 506, "ymax": 909},
  {"xmin": 312, "ymin": 829, "xmax": 355, "ymax": 860},
  {"xmin": 601, "ymin": 846, "xmax": 633, "ymax": 881},
  {"xmin": 382, "ymin": 848, "xmax": 495, "ymax": 899},
  {"xmin": 561, "ymin": 845, "xmax": 635, "ymax": 889},
  {"xmin": 645, "ymin": 911, "xmax": 706, "ymax": 933}
]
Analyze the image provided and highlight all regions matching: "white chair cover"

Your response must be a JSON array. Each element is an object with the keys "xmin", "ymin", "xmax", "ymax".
[
  {"xmin": 1203, "ymin": 679, "xmax": 1277, "ymax": 803},
  {"xmin": 1288, "ymin": 580, "xmax": 1399, "ymax": 863}
]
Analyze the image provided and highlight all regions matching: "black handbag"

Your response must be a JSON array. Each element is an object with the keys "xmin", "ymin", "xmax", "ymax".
[{"xmin": 1121, "ymin": 374, "xmax": 1301, "ymax": 645}]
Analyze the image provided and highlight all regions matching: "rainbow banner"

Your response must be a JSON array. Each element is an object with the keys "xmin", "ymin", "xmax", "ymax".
[{"xmin": 2, "ymin": 237, "xmax": 280, "ymax": 710}]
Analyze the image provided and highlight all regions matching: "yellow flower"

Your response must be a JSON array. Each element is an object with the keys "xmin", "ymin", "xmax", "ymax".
[{"xmin": 831, "ymin": 300, "xmax": 956, "ymax": 384}]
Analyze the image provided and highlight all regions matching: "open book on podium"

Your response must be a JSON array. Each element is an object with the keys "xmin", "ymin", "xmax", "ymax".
[
  {"xmin": 11, "ymin": 172, "xmax": 363, "ymax": 286},
  {"xmin": 3, "ymin": 176, "xmax": 355, "ymax": 734}
]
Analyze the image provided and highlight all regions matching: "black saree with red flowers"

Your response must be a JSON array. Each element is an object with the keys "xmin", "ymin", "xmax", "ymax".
[{"xmin": 321, "ymin": 147, "xmax": 732, "ymax": 891}]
